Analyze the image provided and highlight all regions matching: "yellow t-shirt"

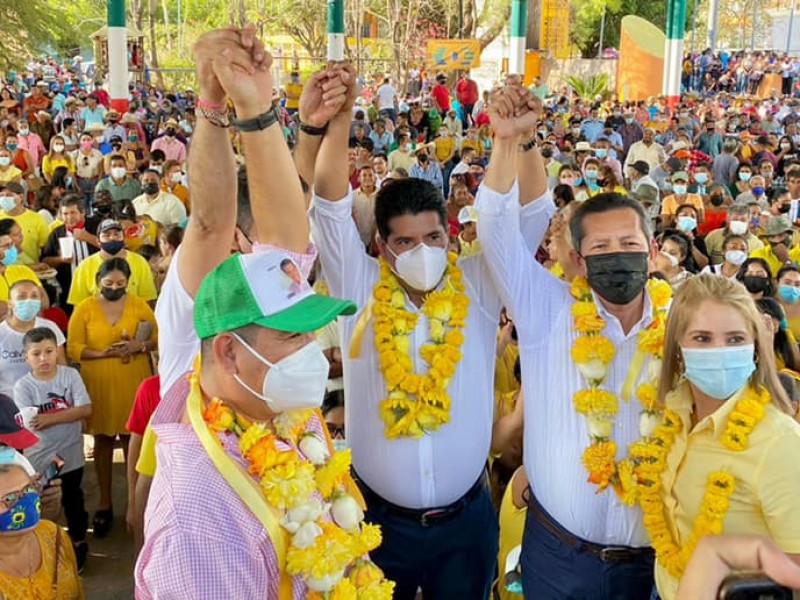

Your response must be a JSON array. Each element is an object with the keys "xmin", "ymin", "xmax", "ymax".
[
  {"xmin": 434, "ymin": 137, "xmax": 456, "ymax": 163},
  {"xmin": 0, "ymin": 209, "xmax": 50, "ymax": 264},
  {"xmin": 0, "ymin": 264, "xmax": 42, "ymax": 301},
  {"xmin": 285, "ymin": 82, "xmax": 303, "ymax": 110},
  {"xmin": 749, "ymin": 244, "xmax": 800, "ymax": 277},
  {"xmin": 67, "ymin": 250, "xmax": 158, "ymax": 305},
  {"xmin": 655, "ymin": 381, "xmax": 800, "ymax": 600},
  {"xmin": 42, "ymin": 154, "xmax": 75, "ymax": 181},
  {"xmin": 494, "ymin": 342, "xmax": 520, "ymax": 398},
  {"xmin": 0, "ymin": 166, "xmax": 22, "ymax": 183},
  {"xmin": 660, "ymin": 193, "xmax": 704, "ymax": 217},
  {"xmin": 136, "ymin": 422, "xmax": 158, "ymax": 477}
]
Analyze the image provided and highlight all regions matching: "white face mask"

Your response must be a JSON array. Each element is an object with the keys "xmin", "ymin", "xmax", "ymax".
[
  {"xmin": 232, "ymin": 334, "xmax": 330, "ymax": 413},
  {"xmin": 387, "ymin": 243, "xmax": 448, "ymax": 292},
  {"xmin": 724, "ymin": 249, "xmax": 748, "ymax": 266},
  {"xmin": 111, "ymin": 167, "xmax": 126, "ymax": 180},
  {"xmin": 170, "ymin": 172, "xmax": 182, "ymax": 184},
  {"xmin": 728, "ymin": 220, "xmax": 748, "ymax": 236},
  {"xmin": 53, "ymin": 144, "xmax": 64, "ymax": 153},
  {"xmin": 660, "ymin": 250, "xmax": 679, "ymax": 268},
  {"xmin": 0, "ymin": 157, "xmax": 9, "ymax": 167}
]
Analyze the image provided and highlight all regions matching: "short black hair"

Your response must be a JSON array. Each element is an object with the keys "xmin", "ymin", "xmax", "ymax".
[
  {"xmin": 96, "ymin": 257, "xmax": 131, "ymax": 283},
  {"xmin": 138, "ymin": 244, "xmax": 159, "ymax": 262},
  {"xmin": 0, "ymin": 218, "xmax": 15, "ymax": 237},
  {"xmin": 375, "ymin": 178, "xmax": 447, "ymax": 241},
  {"xmin": 150, "ymin": 149, "xmax": 166, "ymax": 163},
  {"xmin": 322, "ymin": 390, "xmax": 344, "ymax": 416},
  {"xmin": 569, "ymin": 192, "xmax": 651, "ymax": 253},
  {"xmin": 59, "ymin": 194, "xmax": 85, "ymax": 212},
  {"xmin": 22, "ymin": 327, "xmax": 57, "ymax": 349},
  {"xmin": 109, "ymin": 153, "xmax": 126, "ymax": 166}
]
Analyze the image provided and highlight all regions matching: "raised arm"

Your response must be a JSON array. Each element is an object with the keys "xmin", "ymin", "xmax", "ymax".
[
  {"xmin": 314, "ymin": 65, "xmax": 357, "ymax": 201},
  {"xmin": 213, "ymin": 42, "xmax": 309, "ymax": 254},
  {"xmin": 178, "ymin": 25, "xmax": 268, "ymax": 296}
]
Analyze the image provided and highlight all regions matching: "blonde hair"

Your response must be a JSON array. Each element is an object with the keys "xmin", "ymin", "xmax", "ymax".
[{"xmin": 658, "ymin": 274, "xmax": 793, "ymax": 414}]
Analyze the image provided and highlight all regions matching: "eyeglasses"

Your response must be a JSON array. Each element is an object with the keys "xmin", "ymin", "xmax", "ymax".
[
  {"xmin": 325, "ymin": 423, "xmax": 345, "ymax": 438},
  {"xmin": 0, "ymin": 483, "xmax": 38, "ymax": 510}
]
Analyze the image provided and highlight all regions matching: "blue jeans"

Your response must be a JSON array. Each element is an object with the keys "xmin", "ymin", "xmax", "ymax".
[
  {"xmin": 521, "ymin": 492, "xmax": 655, "ymax": 600},
  {"xmin": 360, "ymin": 479, "xmax": 498, "ymax": 600}
]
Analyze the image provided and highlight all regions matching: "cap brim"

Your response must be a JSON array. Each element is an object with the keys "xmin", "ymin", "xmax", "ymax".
[
  {"xmin": 0, "ymin": 428, "xmax": 40, "ymax": 451},
  {"xmin": 254, "ymin": 294, "xmax": 357, "ymax": 333}
]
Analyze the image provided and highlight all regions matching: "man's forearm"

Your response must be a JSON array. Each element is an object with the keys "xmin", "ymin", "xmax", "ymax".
[
  {"xmin": 484, "ymin": 137, "xmax": 517, "ymax": 194},
  {"xmin": 315, "ymin": 114, "xmax": 351, "ymax": 201},
  {"xmin": 188, "ymin": 119, "xmax": 236, "ymax": 236},
  {"xmin": 294, "ymin": 131, "xmax": 324, "ymax": 200},
  {"xmin": 241, "ymin": 114, "xmax": 308, "ymax": 254}
]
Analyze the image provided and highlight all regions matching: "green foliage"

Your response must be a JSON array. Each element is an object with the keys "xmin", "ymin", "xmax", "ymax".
[{"xmin": 565, "ymin": 73, "xmax": 609, "ymax": 99}]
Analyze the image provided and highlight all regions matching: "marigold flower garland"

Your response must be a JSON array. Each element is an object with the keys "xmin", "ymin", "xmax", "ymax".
[
  {"xmin": 203, "ymin": 400, "xmax": 395, "ymax": 598},
  {"xmin": 631, "ymin": 386, "xmax": 771, "ymax": 578},
  {"xmin": 372, "ymin": 252, "xmax": 468, "ymax": 439},
  {"xmin": 570, "ymin": 276, "xmax": 672, "ymax": 504}
]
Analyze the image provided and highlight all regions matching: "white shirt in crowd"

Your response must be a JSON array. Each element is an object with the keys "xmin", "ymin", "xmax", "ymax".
[
  {"xmin": 0, "ymin": 318, "xmax": 65, "ymax": 399},
  {"xmin": 310, "ymin": 189, "xmax": 549, "ymax": 509},
  {"xmin": 376, "ymin": 83, "xmax": 397, "ymax": 111},
  {"xmin": 132, "ymin": 191, "xmax": 187, "ymax": 226},
  {"xmin": 476, "ymin": 181, "xmax": 650, "ymax": 547}
]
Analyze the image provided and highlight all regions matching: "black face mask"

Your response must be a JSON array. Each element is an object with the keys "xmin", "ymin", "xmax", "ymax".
[
  {"xmin": 165, "ymin": 129, "xmax": 176, "ymax": 137},
  {"xmin": 742, "ymin": 275, "xmax": 770, "ymax": 294},
  {"xmin": 143, "ymin": 182, "xmax": 160, "ymax": 195},
  {"xmin": 584, "ymin": 252, "xmax": 650, "ymax": 305},
  {"xmin": 710, "ymin": 195, "xmax": 725, "ymax": 207},
  {"xmin": 94, "ymin": 204, "xmax": 112, "ymax": 216},
  {"xmin": 779, "ymin": 203, "xmax": 791, "ymax": 214},
  {"xmin": 541, "ymin": 148, "xmax": 554, "ymax": 158},
  {"xmin": 100, "ymin": 240, "xmax": 125, "ymax": 255},
  {"xmin": 100, "ymin": 286, "xmax": 126, "ymax": 301},
  {"xmin": 597, "ymin": 178, "xmax": 608, "ymax": 187}
]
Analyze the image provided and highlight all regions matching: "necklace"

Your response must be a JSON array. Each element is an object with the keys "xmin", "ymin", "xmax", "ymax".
[
  {"xmin": 202, "ymin": 396, "xmax": 395, "ymax": 597},
  {"xmin": 570, "ymin": 276, "xmax": 672, "ymax": 503},
  {"xmin": 372, "ymin": 252, "xmax": 469, "ymax": 439},
  {"xmin": 632, "ymin": 385, "xmax": 771, "ymax": 578}
]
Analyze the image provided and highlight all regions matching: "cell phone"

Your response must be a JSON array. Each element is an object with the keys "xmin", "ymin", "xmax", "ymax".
[
  {"xmin": 43, "ymin": 455, "xmax": 65, "ymax": 486},
  {"xmin": 717, "ymin": 571, "xmax": 793, "ymax": 599}
]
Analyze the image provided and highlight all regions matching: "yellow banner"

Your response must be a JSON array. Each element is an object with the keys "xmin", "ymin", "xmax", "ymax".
[{"xmin": 427, "ymin": 40, "xmax": 481, "ymax": 70}]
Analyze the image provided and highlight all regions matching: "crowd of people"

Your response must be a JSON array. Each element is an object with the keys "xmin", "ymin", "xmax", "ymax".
[
  {"xmin": 682, "ymin": 49, "xmax": 800, "ymax": 97},
  {"xmin": 0, "ymin": 22, "xmax": 799, "ymax": 600}
]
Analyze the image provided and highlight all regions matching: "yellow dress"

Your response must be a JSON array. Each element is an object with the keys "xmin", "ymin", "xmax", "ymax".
[
  {"xmin": 495, "ymin": 469, "xmax": 527, "ymax": 600},
  {"xmin": 494, "ymin": 342, "xmax": 520, "ymax": 398},
  {"xmin": 0, "ymin": 520, "xmax": 84, "ymax": 600},
  {"xmin": 787, "ymin": 315, "xmax": 800, "ymax": 343},
  {"xmin": 67, "ymin": 295, "xmax": 157, "ymax": 436}
]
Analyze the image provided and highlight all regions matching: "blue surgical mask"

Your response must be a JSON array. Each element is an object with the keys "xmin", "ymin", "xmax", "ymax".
[
  {"xmin": 752, "ymin": 186, "xmax": 765, "ymax": 197},
  {"xmin": 12, "ymin": 298, "xmax": 40, "ymax": 322},
  {"xmin": 694, "ymin": 172, "xmax": 709, "ymax": 184},
  {"xmin": 594, "ymin": 149, "xmax": 608, "ymax": 159},
  {"xmin": 0, "ymin": 490, "xmax": 40, "ymax": 533},
  {"xmin": 677, "ymin": 216, "xmax": 697, "ymax": 232},
  {"xmin": 682, "ymin": 344, "xmax": 756, "ymax": 400},
  {"xmin": 739, "ymin": 172, "xmax": 752, "ymax": 182},
  {"xmin": 673, "ymin": 184, "xmax": 688, "ymax": 195},
  {"xmin": 0, "ymin": 197, "xmax": 15, "ymax": 212},
  {"xmin": 779, "ymin": 285, "xmax": 800, "ymax": 304},
  {"xmin": 1, "ymin": 246, "xmax": 17, "ymax": 266}
]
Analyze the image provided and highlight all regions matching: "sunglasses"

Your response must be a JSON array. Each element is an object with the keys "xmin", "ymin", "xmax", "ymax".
[
  {"xmin": 0, "ymin": 483, "xmax": 38, "ymax": 510},
  {"xmin": 325, "ymin": 423, "xmax": 345, "ymax": 438}
]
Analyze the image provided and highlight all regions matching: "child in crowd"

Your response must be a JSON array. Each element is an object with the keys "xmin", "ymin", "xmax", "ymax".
[{"xmin": 13, "ymin": 327, "xmax": 92, "ymax": 570}]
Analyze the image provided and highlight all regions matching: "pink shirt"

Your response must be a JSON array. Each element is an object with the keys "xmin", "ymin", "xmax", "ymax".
[
  {"xmin": 135, "ymin": 376, "xmax": 323, "ymax": 599},
  {"xmin": 150, "ymin": 136, "xmax": 187, "ymax": 164},
  {"xmin": 18, "ymin": 133, "xmax": 46, "ymax": 167}
]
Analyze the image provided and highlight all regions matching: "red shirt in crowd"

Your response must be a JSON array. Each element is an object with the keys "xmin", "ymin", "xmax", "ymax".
[
  {"xmin": 431, "ymin": 84, "xmax": 451, "ymax": 112},
  {"xmin": 455, "ymin": 77, "xmax": 479, "ymax": 106},
  {"xmin": 126, "ymin": 375, "xmax": 162, "ymax": 436}
]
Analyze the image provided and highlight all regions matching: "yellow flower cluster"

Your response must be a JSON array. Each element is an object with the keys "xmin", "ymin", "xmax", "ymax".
[
  {"xmin": 569, "ymin": 277, "xmax": 671, "ymax": 503},
  {"xmin": 721, "ymin": 386, "xmax": 770, "ymax": 451},
  {"xmin": 203, "ymin": 400, "xmax": 395, "ymax": 595},
  {"xmin": 373, "ymin": 253, "xmax": 469, "ymax": 439},
  {"xmin": 632, "ymin": 406, "xmax": 739, "ymax": 579}
]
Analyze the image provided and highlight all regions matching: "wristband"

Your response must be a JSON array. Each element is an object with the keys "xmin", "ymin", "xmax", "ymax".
[
  {"xmin": 518, "ymin": 138, "xmax": 540, "ymax": 153},
  {"xmin": 197, "ymin": 97, "xmax": 227, "ymax": 111},
  {"xmin": 299, "ymin": 122, "xmax": 328, "ymax": 136},
  {"xmin": 232, "ymin": 107, "xmax": 280, "ymax": 132}
]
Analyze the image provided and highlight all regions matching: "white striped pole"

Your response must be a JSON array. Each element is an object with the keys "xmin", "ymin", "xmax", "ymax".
[
  {"xmin": 663, "ymin": 0, "xmax": 686, "ymax": 112},
  {"xmin": 509, "ymin": 0, "xmax": 527, "ymax": 76},
  {"xmin": 327, "ymin": 0, "xmax": 345, "ymax": 60},
  {"xmin": 107, "ymin": 0, "xmax": 129, "ymax": 113}
]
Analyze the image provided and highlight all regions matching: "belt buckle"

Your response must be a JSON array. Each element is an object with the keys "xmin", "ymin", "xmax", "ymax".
[
  {"xmin": 420, "ymin": 509, "xmax": 445, "ymax": 527},
  {"xmin": 599, "ymin": 546, "xmax": 630, "ymax": 563}
]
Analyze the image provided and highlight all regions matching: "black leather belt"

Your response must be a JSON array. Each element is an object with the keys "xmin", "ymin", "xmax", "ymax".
[
  {"xmin": 525, "ymin": 486, "xmax": 654, "ymax": 564},
  {"xmin": 356, "ymin": 472, "xmax": 486, "ymax": 528}
]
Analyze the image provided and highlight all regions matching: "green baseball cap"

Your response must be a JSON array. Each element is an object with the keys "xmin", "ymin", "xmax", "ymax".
[{"xmin": 194, "ymin": 251, "xmax": 357, "ymax": 339}]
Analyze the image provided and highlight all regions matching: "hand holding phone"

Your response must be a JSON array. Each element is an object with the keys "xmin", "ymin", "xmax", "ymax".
[{"xmin": 43, "ymin": 455, "xmax": 65, "ymax": 487}]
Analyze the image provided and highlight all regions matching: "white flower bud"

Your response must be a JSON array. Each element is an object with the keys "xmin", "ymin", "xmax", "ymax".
[
  {"xmin": 331, "ymin": 494, "xmax": 364, "ymax": 532},
  {"xmin": 292, "ymin": 521, "xmax": 323, "ymax": 549},
  {"xmin": 639, "ymin": 410, "xmax": 662, "ymax": 438},
  {"xmin": 299, "ymin": 434, "xmax": 329, "ymax": 466},
  {"xmin": 576, "ymin": 359, "xmax": 608, "ymax": 382},
  {"xmin": 586, "ymin": 414, "xmax": 613, "ymax": 438},
  {"xmin": 306, "ymin": 569, "xmax": 345, "ymax": 592}
]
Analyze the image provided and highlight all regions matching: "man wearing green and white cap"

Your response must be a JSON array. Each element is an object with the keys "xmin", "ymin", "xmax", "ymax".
[{"xmin": 135, "ymin": 249, "xmax": 358, "ymax": 597}]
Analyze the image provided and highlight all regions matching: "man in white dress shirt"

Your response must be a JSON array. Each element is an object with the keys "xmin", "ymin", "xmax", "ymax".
[
  {"xmin": 310, "ymin": 72, "xmax": 550, "ymax": 599},
  {"xmin": 477, "ymin": 86, "xmax": 658, "ymax": 599}
]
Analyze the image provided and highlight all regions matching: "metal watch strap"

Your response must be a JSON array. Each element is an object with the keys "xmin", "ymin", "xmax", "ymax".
[
  {"xmin": 232, "ymin": 107, "xmax": 280, "ymax": 132},
  {"xmin": 196, "ymin": 105, "xmax": 230, "ymax": 128}
]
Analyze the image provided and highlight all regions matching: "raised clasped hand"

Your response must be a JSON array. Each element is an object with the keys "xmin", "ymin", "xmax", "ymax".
[
  {"xmin": 488, "ymin": 83, "xmax": 543, "ymax": 140},
  {"xmin": 299, "ymin": 62, "xmax": 357, "ymax": 129}
]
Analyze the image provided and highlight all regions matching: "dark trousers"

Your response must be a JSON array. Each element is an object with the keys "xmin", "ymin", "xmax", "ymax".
[
  {"xmin": 521, "ymin": 492, "xmax": 654, "ymax": 600},
  {"xmin": 60, "ymin": 467, "xmax": 88, "ymax": 543},
  {"xmin": 360, "ymin": 479, "xmax": 498, "ymax": 600}
]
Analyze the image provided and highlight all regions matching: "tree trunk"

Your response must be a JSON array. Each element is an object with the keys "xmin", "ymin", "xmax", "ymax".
[
  {"xmin": 148, "ymin": 0, "xmax": 164, "ymax": 87},
  {"xmin": 161, "ymin": 0, "xmax": 171, "ymax": 52}
]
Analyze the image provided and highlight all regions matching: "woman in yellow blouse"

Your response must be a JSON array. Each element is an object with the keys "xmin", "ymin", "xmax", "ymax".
[
  {"xmin": 0, "ymin": 463, "xmax": 83, "ymax": 599},
  {"xmin": 776, "ymin": 266, "xmax": 800, "ymax": 341},
  {"xmin": 67, "ymin": 257, "xmax": 157, "ymax": 539},
  {"xmin": 649, "ymin": 274, "xmax": 800, "ymax": 600},
  {"xmin": 41, "ymin": 136, "xmax": 75, "ymax": 184}
]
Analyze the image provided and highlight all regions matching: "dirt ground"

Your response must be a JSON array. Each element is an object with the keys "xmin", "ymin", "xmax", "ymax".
[{"xmin": 71, "ymin": 444, "xmax": 135, "ymax": 600}]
